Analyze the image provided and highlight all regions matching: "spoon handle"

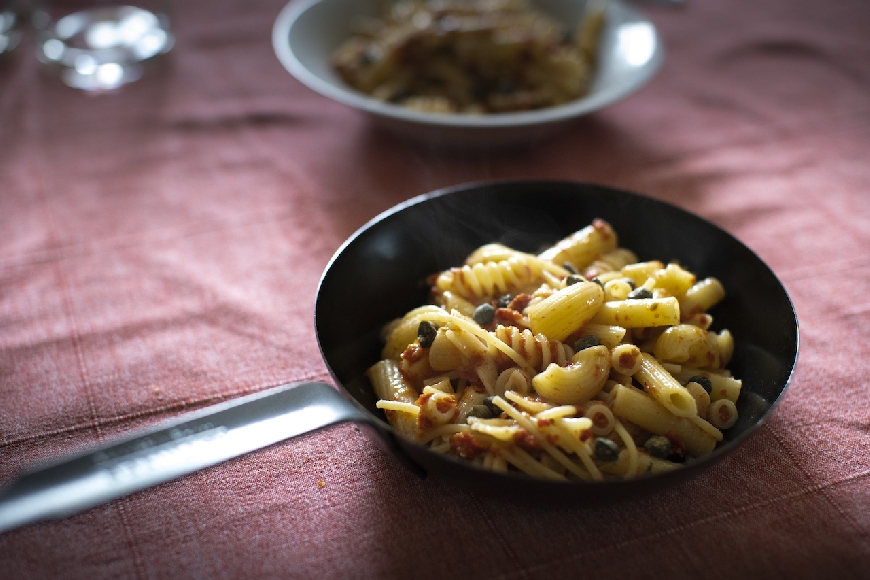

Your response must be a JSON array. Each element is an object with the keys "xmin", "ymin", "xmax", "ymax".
[{"xmin": 0, "ymin": 382, "xmax": 369, "ymax": 534}]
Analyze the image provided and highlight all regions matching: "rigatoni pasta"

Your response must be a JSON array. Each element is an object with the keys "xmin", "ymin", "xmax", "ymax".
[{"xmin": 368, "ymin": 218, "xmax": 743, "ymax": 480}]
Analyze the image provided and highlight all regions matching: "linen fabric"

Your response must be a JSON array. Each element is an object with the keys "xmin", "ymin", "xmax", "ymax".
[{"xmin": 1, "ymin": 0, "xmax": 869, "ymax": 578}]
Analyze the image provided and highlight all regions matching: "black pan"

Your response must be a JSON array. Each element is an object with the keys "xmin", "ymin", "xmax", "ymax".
[
  {"xmin": 316, "ymin": 180, "xmax": 799, "ymax": 499},
  {"xmin": 0, "ymin": 181, "xmax": 799, "ymax": 532}
]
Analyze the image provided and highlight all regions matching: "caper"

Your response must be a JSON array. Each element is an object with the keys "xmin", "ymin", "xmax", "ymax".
[
  {"xmin": 573, "ymin": 334, "xmax": 600, "ymax": 351},
  {"xmin": 687, "ymin": 375, "xmax": 713, "ymax": 394},
  {"xmin": 594, "ymin": 438, "xmax": 620, "ymax": 462},
  {"xmin": 473, "ymin": 303, "xmax": 496, "ymax": 326},
  {"xmin": 417, "ymin": 321, "xmax": 438, "ymax": 348},
  {"xmin": 467, "ymin": 405, "xmax": 493, "ymax": 419},
  {"xmin": 565, "ymin": 274, "xmax": 585, "ymax": 286},
  {"xmin": 497, "ymin": 294, "xmax": 514, "ymax": 308},
  {"xmin": 483, "ymin": 396, "xmax": 501, "ymax": 417},
  {"xmin": 627, "ymin": 287, "xmax": 653, "ymax": 300},
  {"xmin": 644, "ymin": 435, "xmax": 672, "ymax": 459}
]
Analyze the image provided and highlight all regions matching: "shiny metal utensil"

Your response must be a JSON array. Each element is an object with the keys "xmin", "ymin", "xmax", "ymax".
[{"xmin": 0, "ymin": 382, "xmax": 372, "ymax": 534}]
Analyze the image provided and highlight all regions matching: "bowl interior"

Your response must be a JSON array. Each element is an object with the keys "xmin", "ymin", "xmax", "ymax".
[
  {"xmin": 274, "ymin": 0, "xmax": 664, "ymax": 129},
  {"xmin": 315, "ymin": 181, "xmax": 799, "ymax": 497}
]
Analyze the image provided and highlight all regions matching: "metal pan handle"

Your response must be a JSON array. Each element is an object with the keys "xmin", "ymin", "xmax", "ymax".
[{"xmin": 0, "ymin": 382, "xmax": 369, "ymax": 534}]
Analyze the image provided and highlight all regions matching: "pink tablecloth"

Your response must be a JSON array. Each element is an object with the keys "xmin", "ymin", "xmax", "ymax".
[{"xmin": 1, "ymin": 0, "xmax": 869, "ymax": 578}]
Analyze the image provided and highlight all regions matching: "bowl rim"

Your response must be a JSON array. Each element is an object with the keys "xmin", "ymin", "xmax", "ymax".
[{"xmin": 272, "ymin": 0, "xmax": 666, "ymax": 129}]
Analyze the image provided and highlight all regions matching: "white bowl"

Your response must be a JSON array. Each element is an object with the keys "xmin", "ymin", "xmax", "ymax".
[{"xmin": 273, "ymin": 0, "xmax": 664, "ymax": 147}]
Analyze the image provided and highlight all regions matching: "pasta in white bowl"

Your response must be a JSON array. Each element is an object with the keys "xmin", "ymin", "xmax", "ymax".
[{"xmin": 272, "ymin": 0, "xmax": 664, "ymax": 146}]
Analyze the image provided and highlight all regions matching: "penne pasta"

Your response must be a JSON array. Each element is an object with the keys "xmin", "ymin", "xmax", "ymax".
[
  {"xmin": 590, "ymin": 297, "xmax": 680, "ymax": 328},
  {"xmin": 650, "ymin": 263, "xmax": 696, "ymax": 298},
  {"xmin": 539, "ymin": 219, "xmax": 618, "ymax": 272},
  {"xmin": 609, "ymin": 384, "xmax": 717, "ymax": 457},
  {"xmin": 527, "ymin": 280, "xmax": 604, "ymax": 342},
  {"xmin": 634, "ymin": 353, "xmax": 698, "ymax": 418},
  {"xmin": 680, "ymin": 277, "xmax": 726, "ymax": 320}
]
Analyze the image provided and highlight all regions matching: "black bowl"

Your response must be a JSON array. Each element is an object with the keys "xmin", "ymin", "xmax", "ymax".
[{"xmin": 315, "ymin": 180, "xmax": 799, "ymax": 501}]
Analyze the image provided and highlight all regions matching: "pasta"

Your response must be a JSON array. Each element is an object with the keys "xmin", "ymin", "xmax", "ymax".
[
  {"xmin": 492, "ymin": 326, "xmax": 574, "ymax": 370},
  {"xmin": 367, "ymin": 218, "xmax": 744, "ymax": 480},
  {"xmin": 589, "ymin": 297, "xmax": 681, "ymax": 328},
  {"xmin": 435, "ymin": 255, "xmax": 553, "ymax": 302},
  {"xmin": 531, "ymin": 345, "xmax": 610, "ymax": 404},
  {"xmin": 526, "ymin": 280, "xmax": 604, "ymax": 341},
  {"xmin": 330, "ymin": 0, "xmax": 606, "ymax": 114}
]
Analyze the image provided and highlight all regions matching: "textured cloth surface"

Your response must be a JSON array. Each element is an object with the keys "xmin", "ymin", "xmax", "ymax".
[{"xmin": 1, "ymin": 0, "xmax": 869, "ymax": 578}]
